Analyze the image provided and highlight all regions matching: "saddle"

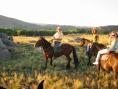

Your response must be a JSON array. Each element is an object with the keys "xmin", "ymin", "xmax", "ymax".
[
  {"xmin": 100, "ymin": 51, "xmax": 115, "ymax": 61},
  {"xmin": 108, "ymin": 51, "xmax": 115, "ymax": 54},
  {"xmin": 53, "ymin": 41, "xmax": 62, "ymax": 56}
]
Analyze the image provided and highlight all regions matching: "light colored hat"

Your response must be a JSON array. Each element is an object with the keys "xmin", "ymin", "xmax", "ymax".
[
  {"xmin": 110, "ymin": 32, "xmax": 117, "ymax": 37},
  {"xmin": 56, "ymin": 26, "xmax": 62, "ymax": 31},
  {"xmin": 91, "ymin": 27, "xmax": 97, "ymax": 34}
]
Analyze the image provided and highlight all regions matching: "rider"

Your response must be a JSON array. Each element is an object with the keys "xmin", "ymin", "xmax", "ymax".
[
  {"xmin": 86, "ymin": 27, "xmax": 99, "ymax": 52},
  {"xmin": 93, "ymin": 31, "xmax": 118, "ymax": 65},
  {"xmin": 52, "ymin": 26, "xmax": 63, "ymax": 55},
  {"xmin": 52, "ymin": 26, "xmax": 63, "ymax": 46}
]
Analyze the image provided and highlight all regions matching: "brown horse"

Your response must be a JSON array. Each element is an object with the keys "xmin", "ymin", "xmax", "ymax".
[
  {"xmin": 35, "ymin": 37, "xmax": 79, "ymax": 69},
  {"xmin": 79, "ymin": 38, "xmax": 106, "ymax": 65},
  {"xmin": 98, "ymin": 52, "xmax": 118, "ymax": 79},
  {"xmin": 79, "ymin": 38, "xmax": 118, "ymax": 79}
]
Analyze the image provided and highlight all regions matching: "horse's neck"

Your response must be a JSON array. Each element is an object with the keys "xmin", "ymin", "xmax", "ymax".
[
  {"xmin": 85, "ymin": 40, "xmax": 92, "ymax": 45},
  {"xmin": 42, "ymin": 45, "xmax": 51, "ymax": 49},
  {"xmin": 95, "ymin": 43, "xmax": 106, "ymax": 51},
  {"xmin": 42, "ymin": 40, "xmax": 52, "ymax": 49}
]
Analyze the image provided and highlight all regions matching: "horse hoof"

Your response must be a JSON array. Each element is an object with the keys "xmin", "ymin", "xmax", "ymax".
[
  {"xmin": 74, "ymin": 66, "xmax": 78, "ymax": 70},
  {"xmin": 44, "ymin": 67, "xmax": 47, "ymax": 70},
  {"xmin": 50, "ymin": 63, "xmax": 53, "ymax": 66},
  {"xmin": 53, "ymin": 64, "xmax": 56, "ymax": 67},
  {"xmin": 66, "ymin": 66, "xmax": 70, "ymax": 69},
  {"xmin": 87, "ymin": 63, "xmax": 92, "ymax": 66}
]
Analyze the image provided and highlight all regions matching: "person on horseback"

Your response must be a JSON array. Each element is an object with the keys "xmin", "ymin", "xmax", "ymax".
[
  {"xmin": 86, "ymin": 27, "xmax": 99, "ymax": 52},
  {"xmin": 93, "ymin": 31, "xmax": 118, "ymax": 65},
  {"xmin": 52, "ymin": 26, "xmax": 64, "ymax": 55},
  {"xmin": 53, "ymin": 26, "xmax": 63, "ymax": 45}
]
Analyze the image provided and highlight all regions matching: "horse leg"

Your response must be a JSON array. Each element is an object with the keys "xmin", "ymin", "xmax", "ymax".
[
  {"xmin": 45, "ymin": 58, "xmax": 48, "ymax": 69},
  {"xmin": 87, "ymin": 52, "xmax": 92, "ymax": 66},
  {"xmin": 113, "ymin": 69, "xmax": 118, "ymax": 80},
  {"xmin": 72, "ymin": 48, "xmax": 79, "ymax": 69},
  {"xmin": 50, "ymin": 58, "xmax": 53, "ymax": 66},
  {"xmin": 87, "ymin": 56, "xmax": 91, "ymax": 66},
  {"xmin": 96, "ymin": 62, "xmax": 101, "ymax": 80},
  {"xmin": 66, "ymin": 56, "xmax": 71, "ymax": 69},
  {"xmin": 114, "ymin": 72, "xmax": 117, "ymax": 80}
]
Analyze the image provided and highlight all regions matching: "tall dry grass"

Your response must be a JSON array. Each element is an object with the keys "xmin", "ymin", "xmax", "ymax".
[{"xmin": 0, "ymin": 34, "xmax": 117, "ymax": 89}]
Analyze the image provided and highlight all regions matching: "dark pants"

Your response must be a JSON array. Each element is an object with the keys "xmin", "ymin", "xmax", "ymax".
[{"xmin": 53, "ymin": 41, "xmax": 61, "ymax": 54}]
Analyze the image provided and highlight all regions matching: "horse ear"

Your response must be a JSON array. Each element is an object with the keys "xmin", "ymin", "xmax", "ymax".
[
  {"xmin": 82, "ymin": 38, "xmax": 85, "ymax": 40},
  {"xmin": 39, "ymin": 36, "xmax": 44, "ymax": 39},
  {"xmin": 80, "ymin": 38, "xmax": 84, "ymax": 41}
]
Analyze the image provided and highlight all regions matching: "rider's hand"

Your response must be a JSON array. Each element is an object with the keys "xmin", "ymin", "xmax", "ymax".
[
  {"xmin": 107, "ymin": 45, "xmax": 110, "ymax": 48},
  {"xmin": 49, "ymin": 38, "xmax": 53, "ymax": 43}
]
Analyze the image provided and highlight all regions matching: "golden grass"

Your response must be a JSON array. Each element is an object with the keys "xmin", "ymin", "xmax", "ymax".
[
  {"xmin": 1, "ymin": 34, "xmax": 117, "ymax": 89},
  {"xmin": 13, "ymin": 34, "xmax": 108, "ymax": 45}
]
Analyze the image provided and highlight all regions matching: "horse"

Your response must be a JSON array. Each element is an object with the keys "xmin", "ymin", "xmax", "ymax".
[
  {"xmin": 35, "ymin": 37, "xmax": 79, "ymax": 69},
  {"xmin": 79, "ymin": 38, "xmax": 106, "ymax": 65},
  {"xmin": 0, "ymin": 86, "xmax": 6, "ymax": 89},
  {"xmin": 79, "ymin": 38, "xmax": 118, "ymax": 79},
  {"xmin": 37, "ymin": 80, "xmax": 44, "ymax": 89},
  {"xmin": 97, "ymin": 51, "xmax": 118, "ymax": 79}
]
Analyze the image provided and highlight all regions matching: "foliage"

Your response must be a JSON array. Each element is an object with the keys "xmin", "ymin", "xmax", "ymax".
[
  {"xmin": 0, "ymin": 28, "xmax": 102, "ymax": 36},
  {"xmin": 0, "ymin": 35, "xmax": 118, "ymax": 89}
]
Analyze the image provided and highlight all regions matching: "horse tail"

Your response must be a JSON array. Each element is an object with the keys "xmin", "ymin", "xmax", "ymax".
[{"xmin": 72, "ymin": 47, "xmax": 79, "ymax": 69}]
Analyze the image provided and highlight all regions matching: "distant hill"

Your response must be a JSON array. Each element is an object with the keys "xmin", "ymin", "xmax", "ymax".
[
  {"xmin": 0, "ymin": 15, "xmax": 76, "ymax": 30},
  {"xmin": 0, "ymin": 15, "xmax": 43, "ymax": 29},
  {"xmin": 99, "ymin": 25, "xmax": 118, "ymax": 31},
  {"xmin": 0, "ymin": 15, "xmax": 118, "ymax": 33}
]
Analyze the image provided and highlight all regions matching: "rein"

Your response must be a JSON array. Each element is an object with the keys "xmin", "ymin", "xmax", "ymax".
[
  {"xmin": 43, "ymin": 46, "xmax": 53, "ymax": 50},
  {"xmin": 82, "ymin": 38, "xmax": 92, "ymax": 46},
  {"xmin": 40, "ymin": 40, "xmax": 53, "ymax": 51}
]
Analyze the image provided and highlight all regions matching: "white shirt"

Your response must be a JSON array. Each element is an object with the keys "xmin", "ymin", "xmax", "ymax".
[
  {"xmin": 108, "ymin": 38, "xmax": 118, "ymax": 51},
  {"xmin": 53, "ymin": 32, "xmax": 63, "ymax": 39}
]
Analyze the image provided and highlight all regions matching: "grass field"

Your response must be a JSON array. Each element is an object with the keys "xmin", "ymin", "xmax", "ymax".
[{"xmin": 0, "ymin": 34, "xmax": 118, "ymax": 89}]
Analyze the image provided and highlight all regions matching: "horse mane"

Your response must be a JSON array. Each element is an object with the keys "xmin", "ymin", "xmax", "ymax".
[
  {"xmin": 81, "ymin": 38, "xmax": 92, "ymax": 43},
  {"xmin": 82, "ymin": 38, "xmax": 106, "ymax": 48},
  {"xmin": 93, "ymin": 42, "xmax": 106, "ymax": 49},
  {"xmin": 40, "ymin": 37, "xmax": 51, "ymax": 46}
]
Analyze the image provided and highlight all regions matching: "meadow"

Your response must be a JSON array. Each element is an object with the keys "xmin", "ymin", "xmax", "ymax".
[{"xmin": 0, "ymin": 34, "xmax": 118, "ymax": 89}]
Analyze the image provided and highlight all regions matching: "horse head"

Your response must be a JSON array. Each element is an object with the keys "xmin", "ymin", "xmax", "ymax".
[
  {"xmin": 79, "ymin": 38, "xmax": 86, "ymax": 47},
  {"xmin": 35, "ymin": 36, "xmax": 51, "ymax": 48},
  {"xmin": 35, "ymin": 36, "xmax": 45, "ymax": 47}
]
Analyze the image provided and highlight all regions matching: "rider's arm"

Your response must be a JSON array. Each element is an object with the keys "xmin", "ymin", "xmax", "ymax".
[
  {"xmin": 108, "ymin": 36, "xmax": 112, "ymax": 44},
  {"xmin": 53, "ymin": 32, "xmax": 63, "ymax": 40},
  {"xmin": 107, "ymin": 39, "xmax": 116, "ymax": 49},
  {"xmin": 58, "ymin": 33, "xmax": 63, "ymax": 39}
]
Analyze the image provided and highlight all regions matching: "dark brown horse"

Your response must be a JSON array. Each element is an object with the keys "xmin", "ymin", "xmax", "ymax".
[
  {"xmin": 79, "ymin": 38, "xmax": 118, "ymax": 79},
  {"xmin": 79, "ymin": 38, "xmax": 106, "ymax": 65},
  {"xmin": 35, "ymin": 37, "xmax": 79, "ymax": 69},
  {"xmin": 37, "ymin": 80, "xmax": 44, "ymax": 89}
]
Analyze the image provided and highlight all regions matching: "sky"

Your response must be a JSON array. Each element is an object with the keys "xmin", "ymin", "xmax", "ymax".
[{"xmin": 0, "ymin": 0, "xmax": 118, "ymax": 26}]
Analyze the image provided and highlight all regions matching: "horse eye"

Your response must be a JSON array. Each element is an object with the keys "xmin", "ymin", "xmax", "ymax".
[{"xmin": 41, "ymin": 40, "xmax": 44, "ymax": 43}]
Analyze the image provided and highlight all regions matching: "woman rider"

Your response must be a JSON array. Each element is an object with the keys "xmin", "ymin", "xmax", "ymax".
[
  {"xmin": 52, "ymin": 26, "xmax": 63, "ymax": 46},
  {"xmin": 93, "ymin": 31, "xmax": 118, "ymax": 65},
  {"xmin": 86, "ymin": 27, "xmax": 99, "ymax": 52},
  {"xmin": 52, "ymin": 26, "xmax": 63, "ymax": 54}
]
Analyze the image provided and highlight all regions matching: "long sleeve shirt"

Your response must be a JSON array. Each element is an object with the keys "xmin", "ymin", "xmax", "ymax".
[
  {"xmin": 107, "ymin": 38, "xmax": 118, "ymax": 51},
  {"xmin": 92, "ymin": 34, "xmax": 99, "ymax": 42},
  {"xmin": 53, "ymin": 32, "xmax": 63, "ymax": 41}
]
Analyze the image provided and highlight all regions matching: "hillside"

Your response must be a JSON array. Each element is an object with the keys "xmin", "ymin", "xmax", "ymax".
[
  {"xmin": 0, "ymin": 15, "xmax": 43, "ymax": 29},
  {"xmin": 98, "ymin": 25, "xmax": 118, "ymax": 32},
  {"xmin": 0, "ymin": 15, "xmax": 118, "ymax": 32},
  {"xmin": 0, "ymin": 15, "xmax": 76, "ymax": 30}
]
